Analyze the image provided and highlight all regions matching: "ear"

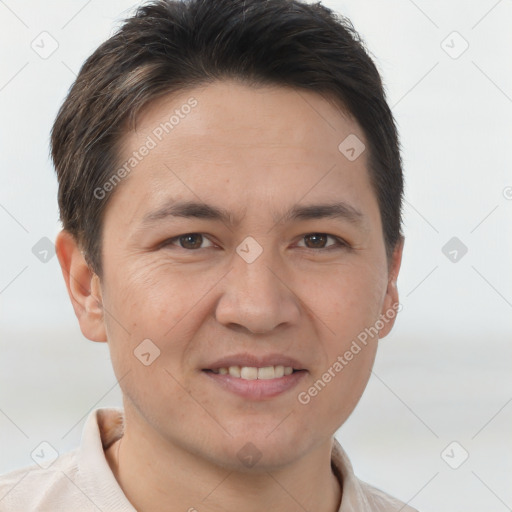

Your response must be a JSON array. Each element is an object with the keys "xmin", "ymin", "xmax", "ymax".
[
  {"xmin": 55, "ymin": 230, "xmax": 107, "ymax": 342},
  {"xmin": 378, "ymin": 236, "xmax": 405, "ymax": 339}
]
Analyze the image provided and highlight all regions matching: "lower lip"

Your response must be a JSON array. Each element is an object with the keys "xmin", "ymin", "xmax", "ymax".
[{"xmin": 202, "ymin": 370, "xmax": 307, "ymax": 400}]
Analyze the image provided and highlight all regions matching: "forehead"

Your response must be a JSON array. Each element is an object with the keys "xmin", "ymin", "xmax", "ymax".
[
  {"xmin": 128, "ymin": 80, "xmax": 361, "ymax": 158},
  {"xmin": 110, "ymin": 80, "xmax": 378, "ymax": 229}
]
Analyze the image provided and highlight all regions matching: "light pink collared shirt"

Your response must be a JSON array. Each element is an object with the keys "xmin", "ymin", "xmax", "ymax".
[{"xmin": 0, "ymin": 408, "xmax": 418, "ymax": 511}]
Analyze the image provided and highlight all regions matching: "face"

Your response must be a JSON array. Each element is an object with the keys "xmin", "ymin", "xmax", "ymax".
[{"xmin": 81, "ymin": 80, "xmax": 402, "ymax": 470}]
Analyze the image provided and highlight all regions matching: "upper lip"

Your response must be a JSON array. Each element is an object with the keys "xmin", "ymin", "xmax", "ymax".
[{"xmin": 202, "ymin": 353, "xmax": 306, "ymax": 371}]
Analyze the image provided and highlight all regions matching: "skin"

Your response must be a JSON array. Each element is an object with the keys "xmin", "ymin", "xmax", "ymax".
[{"xmin": 56, "ymin": 80, "xmax": 404, "ymax": 512}]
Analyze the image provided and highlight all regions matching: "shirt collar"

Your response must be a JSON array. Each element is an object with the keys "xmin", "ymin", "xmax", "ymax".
[
  {"xmin": 331, "ymin": 437, "xmax": 374, "ymax": 511},
  {"xmin": 76, "ymin": 407, "xmax": 135, "ymax": 511},
  {"xmin": 77, "ymin": 408, "xmax": 380, "ymax": 512}
]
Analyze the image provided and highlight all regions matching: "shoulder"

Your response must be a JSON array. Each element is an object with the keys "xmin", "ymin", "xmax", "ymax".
[
  {"xmin": 0, "ymin": 407, "xmax": 128, "ymax": 512},
  {"xmin": 0, "ymin": 450, "xmax": 96, "ymax": 511},
  {"xmin": 358, "ymin": 479, "xmax": 419, "ymax": 512}
]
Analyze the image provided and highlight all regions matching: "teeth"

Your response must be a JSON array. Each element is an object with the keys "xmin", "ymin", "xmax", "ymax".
[
  {"xmin": 228, "ymin": 366, "xmax": 241, "ymax": 378},
  {"xmin": 212, "ymin": 365, "xmax": 295, "ymax": 379},
  {"xmin": 241, "ymin": 366, "xmax": 258, "ymax": 380},
  {"xmin": 274, "ymin": 365, "xmax": 284, "ymax": 378}
]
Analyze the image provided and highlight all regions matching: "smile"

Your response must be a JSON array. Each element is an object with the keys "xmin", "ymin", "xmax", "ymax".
[
  {"xmin": 202, "ymin": 367, "xmax": 307, "ymax": 400},
  {"xmin": 208, "ymin": 365, "xmax": 295, "ymax": 380}
]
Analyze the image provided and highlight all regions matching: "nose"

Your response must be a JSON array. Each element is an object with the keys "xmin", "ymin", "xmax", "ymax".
[{"xmin": 214, "ymin": 242, "xmax": 300, "ymax": 334}]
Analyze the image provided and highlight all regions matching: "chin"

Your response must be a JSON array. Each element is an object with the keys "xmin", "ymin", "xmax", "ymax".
[{"xmin": 213, "ymin": 425, "xmax": 312, "ymax": 470}]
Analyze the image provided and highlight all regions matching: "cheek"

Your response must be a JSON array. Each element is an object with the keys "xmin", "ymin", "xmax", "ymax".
[
  {"xmin": 100, "ymin": 260, "xmax": 218, "ymax": 370},
  {"xmin": 295, "ymin": 338, "xmax": 377, "ymax": 438},
  {"xmin": 315, "ymin": 262, "xmax": 387, "ymax": 337},
  {"xmin": 103, "ymin": 258, "xmax": 201, "ymax": 329},
  {"xmin": 99, "ymin": 263, "xmax": 205, "ymax": 415},
  {"xmin": 300, "ymin": 263, "xmax": 384, "ymax": 404},
  {"xmin": 300, "ymin": 328, "xmax": 378, "ymax": 430},
  {"xmin": 331, "ymin": 349, "xmax": 376, "ymax": 421}
]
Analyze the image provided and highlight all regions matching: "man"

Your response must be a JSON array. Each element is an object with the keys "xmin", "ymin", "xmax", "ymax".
[{"xmin": 0, "ymin": 0, "xmax": 416, "ymax": 510}]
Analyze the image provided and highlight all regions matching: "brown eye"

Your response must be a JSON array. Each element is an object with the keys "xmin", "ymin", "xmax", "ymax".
[
  {"xmin": 304, "ymin": 233, "xmax": 328, "ymax": 249},
  {"xmin": 297, "ymin": 233, "xmax": 348, "ymax": 251},
  {"xmin": 161, "ymin": 233, "xmax": 214, "ymax": 250},
  {"xmin": 178, "ymin": 233, "xmax": 204, "ymax": 249}
]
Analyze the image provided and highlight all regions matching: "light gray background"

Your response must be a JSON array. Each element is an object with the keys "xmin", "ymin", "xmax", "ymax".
[{"xmin": 1, "ymin": 1, "xmax": 511, "ymax": 510}]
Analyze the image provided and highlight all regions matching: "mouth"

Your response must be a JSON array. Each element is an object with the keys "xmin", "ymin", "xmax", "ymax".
[
  {"xmin": 201, "ymin": 364, "xmax": 307, "ymax": 400},
  {"xmin": 203, "ymin": 365, "xmax": 301, "ymax": 379}
]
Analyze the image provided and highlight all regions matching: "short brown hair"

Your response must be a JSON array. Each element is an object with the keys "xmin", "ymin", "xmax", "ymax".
[{"xmin": 51, "ymin": 0, "xmax": 404, "ymax": 276}]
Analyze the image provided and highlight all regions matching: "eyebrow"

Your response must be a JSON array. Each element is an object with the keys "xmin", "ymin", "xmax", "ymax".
[
  {"xmin": 278, "ymin": 201, "xmax": 365, "ymax": 227},
  {"xmin": 140, "ymin": 199, "xmax": 366, "ymax": 229}
]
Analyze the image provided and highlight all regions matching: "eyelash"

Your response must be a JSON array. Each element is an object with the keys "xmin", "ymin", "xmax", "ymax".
[{"xmin": 160, "ymin": 233, "xmax": 350, "ymax": 252}]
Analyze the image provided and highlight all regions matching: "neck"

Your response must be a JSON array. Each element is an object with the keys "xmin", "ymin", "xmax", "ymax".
[{"xmin": 105, "ymin": 407, "xmax": 342, "ymax": 512}]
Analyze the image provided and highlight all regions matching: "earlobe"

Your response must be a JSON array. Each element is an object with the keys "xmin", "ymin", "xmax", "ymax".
[
  {"xmin": 55, "ymin": 230, "xmax": 107, "ymax": 342},
  {"xmin": 378, "ymin": 236, "xmax": 405, "ymax": 339}
]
